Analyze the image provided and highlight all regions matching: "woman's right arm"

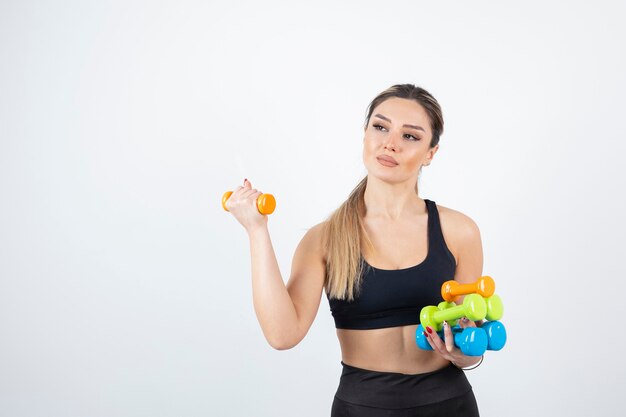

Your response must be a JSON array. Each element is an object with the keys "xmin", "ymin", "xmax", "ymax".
[
  {"xmin": 247, "ymin": 222, "xmax": 326, "ymax": 350},
  {"xmin": 248, "ymin": 225, "xmax": 297, "ymax": 349},
  {"xmin": 226, "ymin": 179, "xmax": 326, "ymax": 350}
]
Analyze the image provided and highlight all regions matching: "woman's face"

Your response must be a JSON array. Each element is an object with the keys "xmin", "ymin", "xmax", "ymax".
[{"xmin": 363, "ymin": 97, "xmax": 439, "ymax": 182}]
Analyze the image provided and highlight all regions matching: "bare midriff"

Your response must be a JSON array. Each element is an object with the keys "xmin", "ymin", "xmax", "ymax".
[{"xmin": 336, "ymin": 325, "xmax": 451, "ymax": 375}]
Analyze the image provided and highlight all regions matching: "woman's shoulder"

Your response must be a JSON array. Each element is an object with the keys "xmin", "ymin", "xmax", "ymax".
[
  {"xmin": 434, "ymin": 202, "xmax": 479, "ymax": 228},
  {"xmin": 301, "ymin": 220, "xmax": 329, "ymax": 262},
  {"xmin": 433, "ymin": 202, "xmax": 481, "ymax": 257},
  {"xmin": 306, "ymin": 220, "xmax": 329, "ymax": 238}
]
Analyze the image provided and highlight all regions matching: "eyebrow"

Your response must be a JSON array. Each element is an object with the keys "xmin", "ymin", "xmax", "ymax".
[{"xmin": 373, "ymin": 113, "xmax": 426, "ymax": 133}]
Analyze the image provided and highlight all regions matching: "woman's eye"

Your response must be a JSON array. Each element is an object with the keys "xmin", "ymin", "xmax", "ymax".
[{"xmin": 373, "ymin": 124, "xmax": 420, "ymax": 141}]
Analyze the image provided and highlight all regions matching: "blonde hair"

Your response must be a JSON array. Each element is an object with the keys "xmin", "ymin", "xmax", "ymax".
[{"xmin": 322, "ymin": 84, "xmax": 444, "ymax": 301}]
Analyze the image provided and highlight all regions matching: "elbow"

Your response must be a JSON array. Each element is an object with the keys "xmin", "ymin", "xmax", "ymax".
[
  {"xmin": 269, "ymin": 333, "xmax": 300, "ymax": 350},
  {"xmin": 266, "ymin": 325, "xmax": 302, "ymax": 350},
  {"xmin": 270, "ymin": 338, "xmax": 298, "ymax": 351},
  {"xmin": 272, "ymin": 344, "xmax": 293, "ymax": 351}
]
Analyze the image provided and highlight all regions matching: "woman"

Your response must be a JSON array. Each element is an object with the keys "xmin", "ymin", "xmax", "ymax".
[{"xmin": 226, "ymin": 84, "xmax": 484, "ymax": 416}]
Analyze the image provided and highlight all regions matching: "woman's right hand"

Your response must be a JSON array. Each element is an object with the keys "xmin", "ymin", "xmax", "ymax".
[{"xmin": 224, "ymin": 179, "xmax": 268, "ymax": 233}]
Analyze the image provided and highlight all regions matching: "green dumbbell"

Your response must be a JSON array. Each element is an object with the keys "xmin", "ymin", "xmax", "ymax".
[
  {"xmin": 420, "ymin": 293, "xmax": 487, "ymax": 332},
  {"xmin": 440, "ymin": 294, "xmax": 504, "ymax": 322}
]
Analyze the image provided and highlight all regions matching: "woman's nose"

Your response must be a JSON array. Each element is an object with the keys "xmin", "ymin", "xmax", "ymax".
[{"xmin": 384, "ymin": 133, "xmax": 401, "ymax": 151}]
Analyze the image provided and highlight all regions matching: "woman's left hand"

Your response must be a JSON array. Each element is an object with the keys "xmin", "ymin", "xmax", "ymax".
[{"xmin": 423, "ymin": 317, "xmax": 482, "ymax": 368}]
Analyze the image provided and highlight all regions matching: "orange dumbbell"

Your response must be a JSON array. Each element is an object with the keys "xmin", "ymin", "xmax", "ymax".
[
  {"xmin": 441, "ymin": 276, "xmax": 495, "ymax": 303},
  {"xmin": 221, "ymin": 191, "xmax": 276, "ymax": 215}
]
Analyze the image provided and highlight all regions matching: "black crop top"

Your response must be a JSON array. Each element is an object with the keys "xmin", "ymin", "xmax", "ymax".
[{"xmin": 326, "ymin": 199, "xmax": 457, "ymax": 330}]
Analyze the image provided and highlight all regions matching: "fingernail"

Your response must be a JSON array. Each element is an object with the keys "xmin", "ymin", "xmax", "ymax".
[
  {"xmin": 443, "ymin": 321, "xmax": 448, "ymax": 327},
  {"xmin": 426, "ymin": 326, "xmax": 433, "ymax": 334},
  {"xmin": 423, "ymin": 331, "xmax": 428, "ymax": 338},
  {"xmin": 244, "ymin": 178, "xmax": 247, "ymax": 184}
]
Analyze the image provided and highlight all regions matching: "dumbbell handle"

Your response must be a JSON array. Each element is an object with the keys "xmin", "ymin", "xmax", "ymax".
[
  {"xmin": 222, "ymin": 191, "xmax": 276, "ymax": 215},
  {"xmin": 441, "ymin": 276, "xmax": 495, "ymax": 302}
]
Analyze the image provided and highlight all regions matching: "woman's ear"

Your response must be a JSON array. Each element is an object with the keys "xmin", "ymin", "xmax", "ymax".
[{"xmin": 424, "ymin": 144, "xmax": 439, "ymax": 166}]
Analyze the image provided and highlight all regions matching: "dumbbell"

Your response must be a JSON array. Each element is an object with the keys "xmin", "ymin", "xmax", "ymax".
[
  {"xmin": 420, "ymin": 293, "xmax": 487, "ymax": 333},
  {"xmin": 415, "ymin": 324, "xmax": 488, "ymax": 356},
  {"xmin": 222, "ymin": 191, "xmax": 276, "ymax": 215},
  {"xmin": 481, "ymin": 320, "xmax": 507, "ymax": 351},
  {"xmin": 416, "ymin": 321, "xmax": 507, "ymax": 354},
  {"xmin": 439, "ymin": 294, "xmax": 504, "ymax": 322},
  {"xmin": 441, "ymin": 276, "xmax": 495, "ymax": 302}
]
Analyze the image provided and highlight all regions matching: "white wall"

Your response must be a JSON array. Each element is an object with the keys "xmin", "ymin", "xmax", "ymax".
[{"xmin": 1, "ymin": 1, "xmax": 625, "ymax": 416}]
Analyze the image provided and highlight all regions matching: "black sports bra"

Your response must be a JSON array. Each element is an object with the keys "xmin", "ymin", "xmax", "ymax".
[{"xmin": 326, "ymin": 199, "xmax": 457, "ymax": 330}]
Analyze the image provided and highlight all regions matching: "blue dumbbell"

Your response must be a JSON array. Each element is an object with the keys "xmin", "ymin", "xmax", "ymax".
[
  {"xmin": 481, "ymin": 320, "xmax": 507, "ymax": 350},
  {"xmin": 416, "ymin": 321, "xmax": 507, "ymax": 354},
  {"xmin": 415, "ymin": 324, "xmax": 488, "ymax": 356}
]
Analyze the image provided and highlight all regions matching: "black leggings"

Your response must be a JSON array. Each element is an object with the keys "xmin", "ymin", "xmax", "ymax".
[{"xmin": 330, "ymin": 361, "xmax": 480, "ymax": 417}]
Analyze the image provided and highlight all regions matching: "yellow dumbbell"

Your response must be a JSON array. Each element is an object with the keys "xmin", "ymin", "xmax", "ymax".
[
  {"xmin": 441, "ymin": 276, "xmax": 495, "ymax": 303},
  {"xmin": 221, "ymin": 191, "xmax": 276, "ymax": 215}
]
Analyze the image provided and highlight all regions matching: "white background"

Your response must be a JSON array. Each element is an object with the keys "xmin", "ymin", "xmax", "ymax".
[{"xmin": 1, "ymin": 1, "xmax": 625, "ymax": 416}]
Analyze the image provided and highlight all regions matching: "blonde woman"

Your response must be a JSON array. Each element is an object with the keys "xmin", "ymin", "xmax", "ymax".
[{"xmin": 226, "ymin": 84, "xmax": 483, "ymax": 416}]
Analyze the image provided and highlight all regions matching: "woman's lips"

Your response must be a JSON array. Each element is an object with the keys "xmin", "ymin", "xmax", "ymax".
[{"xmin": 377, "ymin": 156, "xmax": 398, "ymax": 167}]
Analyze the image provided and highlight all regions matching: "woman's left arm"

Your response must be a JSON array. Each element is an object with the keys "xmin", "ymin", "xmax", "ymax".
[{"xmin": 424, "ymin": 213, "xmax": 484, "ymax": 368}]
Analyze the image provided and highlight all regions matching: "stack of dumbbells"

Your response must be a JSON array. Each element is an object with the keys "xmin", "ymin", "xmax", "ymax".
[{"xmin": 415, "ymin": 276, "xmax": 507, "ymax": 356}]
